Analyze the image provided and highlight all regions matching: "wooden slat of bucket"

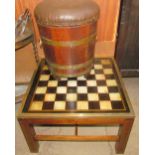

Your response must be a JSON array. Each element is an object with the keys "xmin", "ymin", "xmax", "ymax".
[
  {"xmin": 38, "ymin": 22, "xmax": 97, "ymax": 41},
  {"xmin": 39, "ymin": 22, "xmax": 96, "ymax": 77}
]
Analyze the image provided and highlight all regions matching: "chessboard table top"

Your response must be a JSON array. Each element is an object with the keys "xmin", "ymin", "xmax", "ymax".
[{"xmin": 17, "ymin": 58, "xmax": 135, "ymax": 119}]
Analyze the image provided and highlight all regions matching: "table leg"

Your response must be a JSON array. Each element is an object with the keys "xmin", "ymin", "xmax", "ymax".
[
  {"xmin": 18, "ymin": 119, "xmax": 39, "ymax": 153},
  {"xmin": 115, "ymin": 118, "xmax": 134, "ymax": 154}
]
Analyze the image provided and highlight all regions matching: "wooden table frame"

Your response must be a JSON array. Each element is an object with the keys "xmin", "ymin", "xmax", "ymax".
[{"xmin": 17, "ymin": 58, "xmax": 135, "ymax": 154}]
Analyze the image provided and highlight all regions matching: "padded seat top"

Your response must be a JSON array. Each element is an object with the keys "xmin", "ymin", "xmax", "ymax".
[{"xmin": 34, "ymin": 0, "xmax": 100, "ymax": 27}]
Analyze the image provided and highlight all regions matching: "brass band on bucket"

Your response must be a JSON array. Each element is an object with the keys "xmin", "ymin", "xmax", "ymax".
[
  {"xmin": 46, "ymin": 58, "xmax": 94, "ymax": 70},
  {"xmin": 41, "ymin": 33, "xmax": 96, "ymax": 47},
  {"xmin": 49, "ymin": 64, "xmax": 93, "ymax": 78}
]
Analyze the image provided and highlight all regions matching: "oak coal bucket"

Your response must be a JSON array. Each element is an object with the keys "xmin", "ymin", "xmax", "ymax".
[{"xmin": 35, "ymin": 0, "xmax": 100, "ymax": 78}]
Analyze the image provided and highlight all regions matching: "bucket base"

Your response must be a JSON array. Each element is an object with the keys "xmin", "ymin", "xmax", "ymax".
[
  {"xmin": 46, "ymin": 58, "xmax": 94, "ymax": 79},
  {"xmin": 48, "ymin": 64, "xmax": 93, "ymax": 79}
]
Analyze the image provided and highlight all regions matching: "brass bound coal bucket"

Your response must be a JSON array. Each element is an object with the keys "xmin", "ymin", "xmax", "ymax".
[{"xmin": 35, "ymin": 0, "xmax": 100, "ymax": 78}]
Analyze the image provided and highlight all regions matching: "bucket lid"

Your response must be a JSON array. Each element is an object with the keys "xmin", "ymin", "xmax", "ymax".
[{"xmin": 34, "ymin": 0, "xmax": 100, "ymax": 27}]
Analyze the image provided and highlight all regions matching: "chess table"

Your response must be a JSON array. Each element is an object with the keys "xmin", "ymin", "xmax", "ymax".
[{"xmin": 17, "ymin": 58, "xmax": 135, "ymax": 154}]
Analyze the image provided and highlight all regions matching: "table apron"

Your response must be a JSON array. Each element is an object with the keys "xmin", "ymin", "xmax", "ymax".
[{"xmin": 18, "ymin": 117, "xmax": 132, "ymax": 125}]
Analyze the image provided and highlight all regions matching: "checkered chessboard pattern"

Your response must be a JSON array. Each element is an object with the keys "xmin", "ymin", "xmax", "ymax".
[{"xmin": 27, "ymin": 58, "xmax": 129, "ymax": 113}]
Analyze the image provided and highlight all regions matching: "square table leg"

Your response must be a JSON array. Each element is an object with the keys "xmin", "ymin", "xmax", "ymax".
[
  {"xmin": 18, "ymin": 119, "xmax": 39, "ymax": 153},
  {"xmin": 115, "ymin": 118, "xmax": 134, "ymax": 154}
]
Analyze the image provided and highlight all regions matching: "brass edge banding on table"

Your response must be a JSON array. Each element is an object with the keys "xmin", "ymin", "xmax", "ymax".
[
  {"xmin": 41, "ymin": 33, "xmax": 96, "ymax": 47},
  {"xmin": 46, "ymin": 58, "xmax": 94, "ymax": 70},
  {"xmin": 112, "ymin": 58, "xmax": 133, "ymax": 114},
  {"xmin": 28, "ymin": 108, "xmax": 127, "ymax": 113}
]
